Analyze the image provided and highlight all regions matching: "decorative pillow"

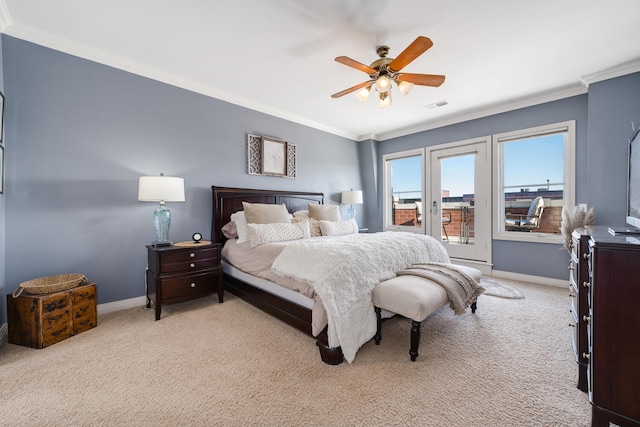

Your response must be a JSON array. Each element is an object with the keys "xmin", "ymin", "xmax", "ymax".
[
  {"xmin": 293, "ymin": 210, "xmax": 309, "ymax": 218},
  {"xmin": 247, "ymin": 220, "xmax": 311, "ymax": 248},
  {"xmin": 319, "ymin": 218, "xmax": 359, "ymax": 236},
  {"xmin": 221, "ymin": 221, "xmax": 238, "ymax": 239},
  {"xmin": 293, "ymin": 216, "xmax": 321, "ymax": 237},
  {"xmin": 242, "ymin": 202, "xmax": 292, "ymax": 224},
  {"xmin": 230, "ymin": 211, "xmax": 250, "ymax": 243},
  {"xmin": 308, "ymin": 204, "xmax": 341, "ymax": 221}
]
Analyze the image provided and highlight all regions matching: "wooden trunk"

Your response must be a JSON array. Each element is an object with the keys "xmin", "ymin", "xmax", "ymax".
[{"xmin": 7, "ymin": 283, "xmax": 97, "ymax": 348}]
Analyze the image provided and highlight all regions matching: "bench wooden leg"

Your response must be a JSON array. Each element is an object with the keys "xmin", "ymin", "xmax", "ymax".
[
  {"xmin": 374, "ymin": 307, "xmax": 382, "ymax": 345},
  {"xmin": 410, "ymin": 320, "xmax": 421, "ymax": 361},
  {"xmin": 471, "ymin": 300, "xmax": 477, "ymax": 313}
]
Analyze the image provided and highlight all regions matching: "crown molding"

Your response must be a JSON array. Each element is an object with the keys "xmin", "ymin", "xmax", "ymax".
[
  {"xmin": 0, "ymin": 0, "xmax": 12, "ymax": 33},
  {"xmin": 581, "ymin": 58, "xmax": 640, "ymax": 85},
  {"xmin": 370, "ymin": 84, "xmax": 589, "ymax": 142},
  {"xmin": 3, "ymin": 22, "xmax": 358, "ymax": 141}
]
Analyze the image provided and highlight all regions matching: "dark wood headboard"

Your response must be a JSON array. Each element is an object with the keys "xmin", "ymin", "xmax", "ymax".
[{"xmin": 211, "ymin": 186, "xmax": 324, "ymax": 244}]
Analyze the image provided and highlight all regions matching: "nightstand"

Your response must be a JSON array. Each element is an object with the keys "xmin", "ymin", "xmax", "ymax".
[{"xmin": 146, "ymin": 243, "xmax": 222, "ymax": 320}]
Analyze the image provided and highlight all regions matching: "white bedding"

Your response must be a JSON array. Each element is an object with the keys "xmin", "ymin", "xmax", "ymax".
[{"xmin": 271, "ymin": 232, "xmax": 450, "ymax": 363}]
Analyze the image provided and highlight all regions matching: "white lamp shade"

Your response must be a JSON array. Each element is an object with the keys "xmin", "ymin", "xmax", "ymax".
[
  {"xmin": 138, "ymin": 176, "xmax": 185, "ymax": 202},
  {"xmin": 341, "ymin": 190, "xmax": 363, "ymax": 205}
]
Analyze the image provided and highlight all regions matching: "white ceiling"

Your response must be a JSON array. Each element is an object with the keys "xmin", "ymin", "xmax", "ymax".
[{"xmin": 2, "ymin": 0, "xmax": 640, "ymax": 141}]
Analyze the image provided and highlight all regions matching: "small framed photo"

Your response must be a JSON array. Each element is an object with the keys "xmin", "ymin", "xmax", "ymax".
[
  {"xmin": 0, "ymin": 144, "xmax": 4, "ymax": 194},
  {"xmin": 261, "ymin": 137, "xmax": 288, "ymax": 176}
]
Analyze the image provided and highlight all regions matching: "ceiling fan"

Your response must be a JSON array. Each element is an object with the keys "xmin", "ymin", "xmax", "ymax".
[{"xmin": 331, "ymin": 36, "xmax": 445, "ymax": 107}]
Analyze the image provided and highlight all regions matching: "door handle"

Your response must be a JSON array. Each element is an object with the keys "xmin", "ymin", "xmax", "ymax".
[{"xmin": 432, "ymin": 200, "xmax": 438, "ymax": 214}]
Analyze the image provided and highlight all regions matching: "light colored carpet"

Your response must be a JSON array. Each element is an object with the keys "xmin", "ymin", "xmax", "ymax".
[
  {"xmin": 480, "ymin": 277, "xmax": 525, "ymax": 299},
  {"xmin": 0, "ymin": 277, "xmax": 590, "ymax": 426}
]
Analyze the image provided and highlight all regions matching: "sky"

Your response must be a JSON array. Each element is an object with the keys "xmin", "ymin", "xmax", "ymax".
[{"xmin": 390, "ymin": 134, "xmax": 565, "ymax": 198}]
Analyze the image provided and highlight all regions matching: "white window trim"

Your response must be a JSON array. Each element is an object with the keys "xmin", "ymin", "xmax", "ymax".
[
  {"xmin": 492, "ymin": 120, "xmax": 576, "ymax": 244},
  {"xmin": 382, "ymin": 148, "xmax": 425, "ymax": 233}
]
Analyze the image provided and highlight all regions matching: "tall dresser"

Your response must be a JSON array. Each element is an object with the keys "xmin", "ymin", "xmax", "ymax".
[
  {"xmin": 585, "ymin": 226, "xmax": 640, "ymax": 426},
  {"xmin": 569, "ymin": 228, "xmax": 590, "ymax": 392}
]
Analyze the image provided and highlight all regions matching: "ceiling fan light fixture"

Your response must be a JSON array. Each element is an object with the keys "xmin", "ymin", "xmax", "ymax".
[
  {"xmin": 355, "ymin": 85, "xmax": 371, "ymax": 104},
  {"xmin": 397, "ymin": 80, "xmax": 414, "ymax": 96},
  {"xmin": 379, "ymin": 90, "xmax": 392, "ymax": 108},
  {"xmin": 375, "ymin": 75, "xmax": 392, "ymax": 93}
]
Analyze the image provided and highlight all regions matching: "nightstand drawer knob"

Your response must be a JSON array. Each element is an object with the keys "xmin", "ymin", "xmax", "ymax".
[
  {"xmin": 583, "ymin": 315, "xmax": 590, "ymax": 322},
  {"xmin": 190, "ymin": 263, "xmax": 195, "ymax": 268},
  {"xmin": 583, "ymin": 281, "xmax": 590, "ymax": 288},
  {"xmin": 583, "ymin": 352, "xmax": 590, "ymax": 360},
  {"xmin": 190, "ymin": 283, "xmax": 196, "ymax": 288},
  {"xmin": 189, "ymin": 253, "xmax": 196, "ymax": 258}
]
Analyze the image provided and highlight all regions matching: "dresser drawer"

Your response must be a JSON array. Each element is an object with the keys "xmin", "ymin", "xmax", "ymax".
[
  {"xmin": 161, "ymin": 271, "xmax": 218, "ymax": 300},
  {"xmin": 73, "ymin": 284, "xmax": 96, "ymax": 304},
  {"xmin": 42, "ymin": 294, "xmax": 71, "ymax": 313},
  {"xmin": 42, "ymin": 322, "xmax": 72, "ymax": 347},
  {"xmin": 42, "ymin": 307, "xmax": 72, "ymax": 331}
]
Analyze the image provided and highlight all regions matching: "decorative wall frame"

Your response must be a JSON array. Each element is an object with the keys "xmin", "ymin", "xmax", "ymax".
[{"xmin": 247, "ymin": 134, "xmax": 296, "ymax": 179}]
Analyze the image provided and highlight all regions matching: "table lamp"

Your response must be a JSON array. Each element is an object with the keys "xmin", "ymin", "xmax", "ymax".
[
  {"xmin": 138, "ymin": 174, "xmax": 185, "ymax": 245},
  {"xmin": 341, "ymin": 190, "xmax": 363, "ymax": 220}
]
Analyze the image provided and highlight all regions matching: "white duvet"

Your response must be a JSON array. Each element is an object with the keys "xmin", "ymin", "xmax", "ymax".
[{"xmin": 271, "ymin": 231, "xmax": 450, "ymax": 363}]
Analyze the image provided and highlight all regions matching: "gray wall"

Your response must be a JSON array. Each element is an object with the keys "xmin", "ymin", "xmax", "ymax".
[{"xmin": 1, "ymin": 36, "xmax": 362, "ymax": 309}]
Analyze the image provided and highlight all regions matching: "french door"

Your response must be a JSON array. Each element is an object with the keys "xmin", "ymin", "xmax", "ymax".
[{"xmin": 428, "ymin": 139, "xmax": 491, "ymax": 264}]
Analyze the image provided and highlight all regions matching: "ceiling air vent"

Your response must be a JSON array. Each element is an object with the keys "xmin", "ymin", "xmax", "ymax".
[{"xmin": 424, "ymin": 100, "xmax": 448, "ymax": 109}]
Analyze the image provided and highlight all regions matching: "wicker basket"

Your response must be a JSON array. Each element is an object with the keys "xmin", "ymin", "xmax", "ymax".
[{"xmin": 12, "ymin": 273, "xmax": 87, "ymax": 298}]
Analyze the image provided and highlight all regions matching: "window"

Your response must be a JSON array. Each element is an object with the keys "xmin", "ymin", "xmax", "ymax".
[
  {"xmin": 383, "ymin": 149, "xmax": 424, "ymax": 231},
  {"xmin": 493, "ymin": 121, "xmax": 575, "ymax": 243}
]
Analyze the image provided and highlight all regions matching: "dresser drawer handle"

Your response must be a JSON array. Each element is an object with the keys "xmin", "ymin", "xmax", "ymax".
[
  {"xmin": 78, "ymin": 292, "xmax": 90, "ymax": 298},
  {"xmin": 79, "ymin": 306, "xmax": 89, "ymax": 314},
  {"xmin": 189, "ymin": 253, "xmax": 196, "ymax": 258},
  {"xmin": 190, "ymin": 283, "xmax": 196, "ymax": 288},
  {"xmin": 582, "ymin": 352, "xmax": 590, "ymax": 360},
  {"xmin": 583, "ymin": 253, "xmax": 591, "ymax": 260},
  {"xmin": 583, "ymin": 315, "xmax": 590, "ymax": 322},
  {"xmin": 50, "ymin": 314, "xmax": 62, "ymax": 322},
  {"xmin": 583, "ymin": 281, "xmax": 590, "ymax": 288},
  {"xmin": 190, "ymin": 263, "xmax": 195, "ymax": 268}
]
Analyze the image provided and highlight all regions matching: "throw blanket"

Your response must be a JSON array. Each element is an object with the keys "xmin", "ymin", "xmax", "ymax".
[
  {"xmin": 397, "ymin": 263, "xmax": 485, "ymax": 315},
  {"xmin": 271, "ymin": 232, "xmax": 450, "ymax": 363}
]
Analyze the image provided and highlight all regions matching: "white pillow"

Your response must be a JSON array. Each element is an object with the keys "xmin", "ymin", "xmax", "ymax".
[
  {"xmin": 293, "ymin": 210, "xmax": 309, "ymax": 218},
  {"xmin": 308, "ymin": 204, "xmax": 341, "ymax": 221},
  {"xmin": 319, "ymin": 218, "xmax": 359, "ymax": 236},
  {"xmin": 242, "ymin": 202, "xmax": 292, "ymax": 224},
  {"xmin": 293, "ymin": 216, "xmax": 321, "ymax": 237},
  {"xmin": 247, "ymin": 220, "xmax": 311, "ymax": 248},
  {"xmin": 230, "ymin": 211, "xmax": 250, "ymax": 243}
]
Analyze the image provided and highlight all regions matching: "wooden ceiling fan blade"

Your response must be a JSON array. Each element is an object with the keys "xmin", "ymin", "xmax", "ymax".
[
  {"xmin": 388, "ymin": 36, "xmax": 433, "ymax": 72},
  {"xmin": 331, "ymin": 81, "xmax": 374, "ymax": 98},
  {"xmin": 397, "ymin": 73, "xmax": 445, "ymax": 87},
  {"xmin": 335, "ymin": 56, "xmax": 378, "ymax": 75}
]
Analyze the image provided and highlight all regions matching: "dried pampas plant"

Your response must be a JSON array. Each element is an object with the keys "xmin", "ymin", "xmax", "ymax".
[{"xmin": 561, "ymin": 205, "xmax": 596, "ymax": 253}]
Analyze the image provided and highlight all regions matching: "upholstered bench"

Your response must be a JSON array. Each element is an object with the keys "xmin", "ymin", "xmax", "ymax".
[{"xmin": 373, "ymin": 265, "xmax": 482, "ymax": 361}]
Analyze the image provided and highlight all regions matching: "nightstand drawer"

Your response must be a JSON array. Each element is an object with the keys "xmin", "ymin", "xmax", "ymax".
[
  {"xmin": 161, "ymin": 271, "xmax": 218, "ymax": 300},
  {"xmin": 159, "ymin": 247, "xmax": 219, "ymax": 265},
  {"xmin": 160, "ymin": 257, "xmax": 216, "ymax": 273}
]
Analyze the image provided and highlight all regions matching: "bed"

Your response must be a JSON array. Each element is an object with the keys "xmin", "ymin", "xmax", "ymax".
[
  {"xmin": 211, "ymin": 186, "xmax": 343, "ymax": 363},
  {"xmin": 211, "ymin": 186, "xmax": 480, "ymax": 365}
]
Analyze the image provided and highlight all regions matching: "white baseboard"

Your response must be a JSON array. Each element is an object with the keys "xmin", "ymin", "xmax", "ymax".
[
  {"xmin": 97, "ymin": 296, "xmax": 147, "ymax": 315},
  {"xmin": 491, "ymin": 270, "xmax": 568, "ymax": 288}
]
